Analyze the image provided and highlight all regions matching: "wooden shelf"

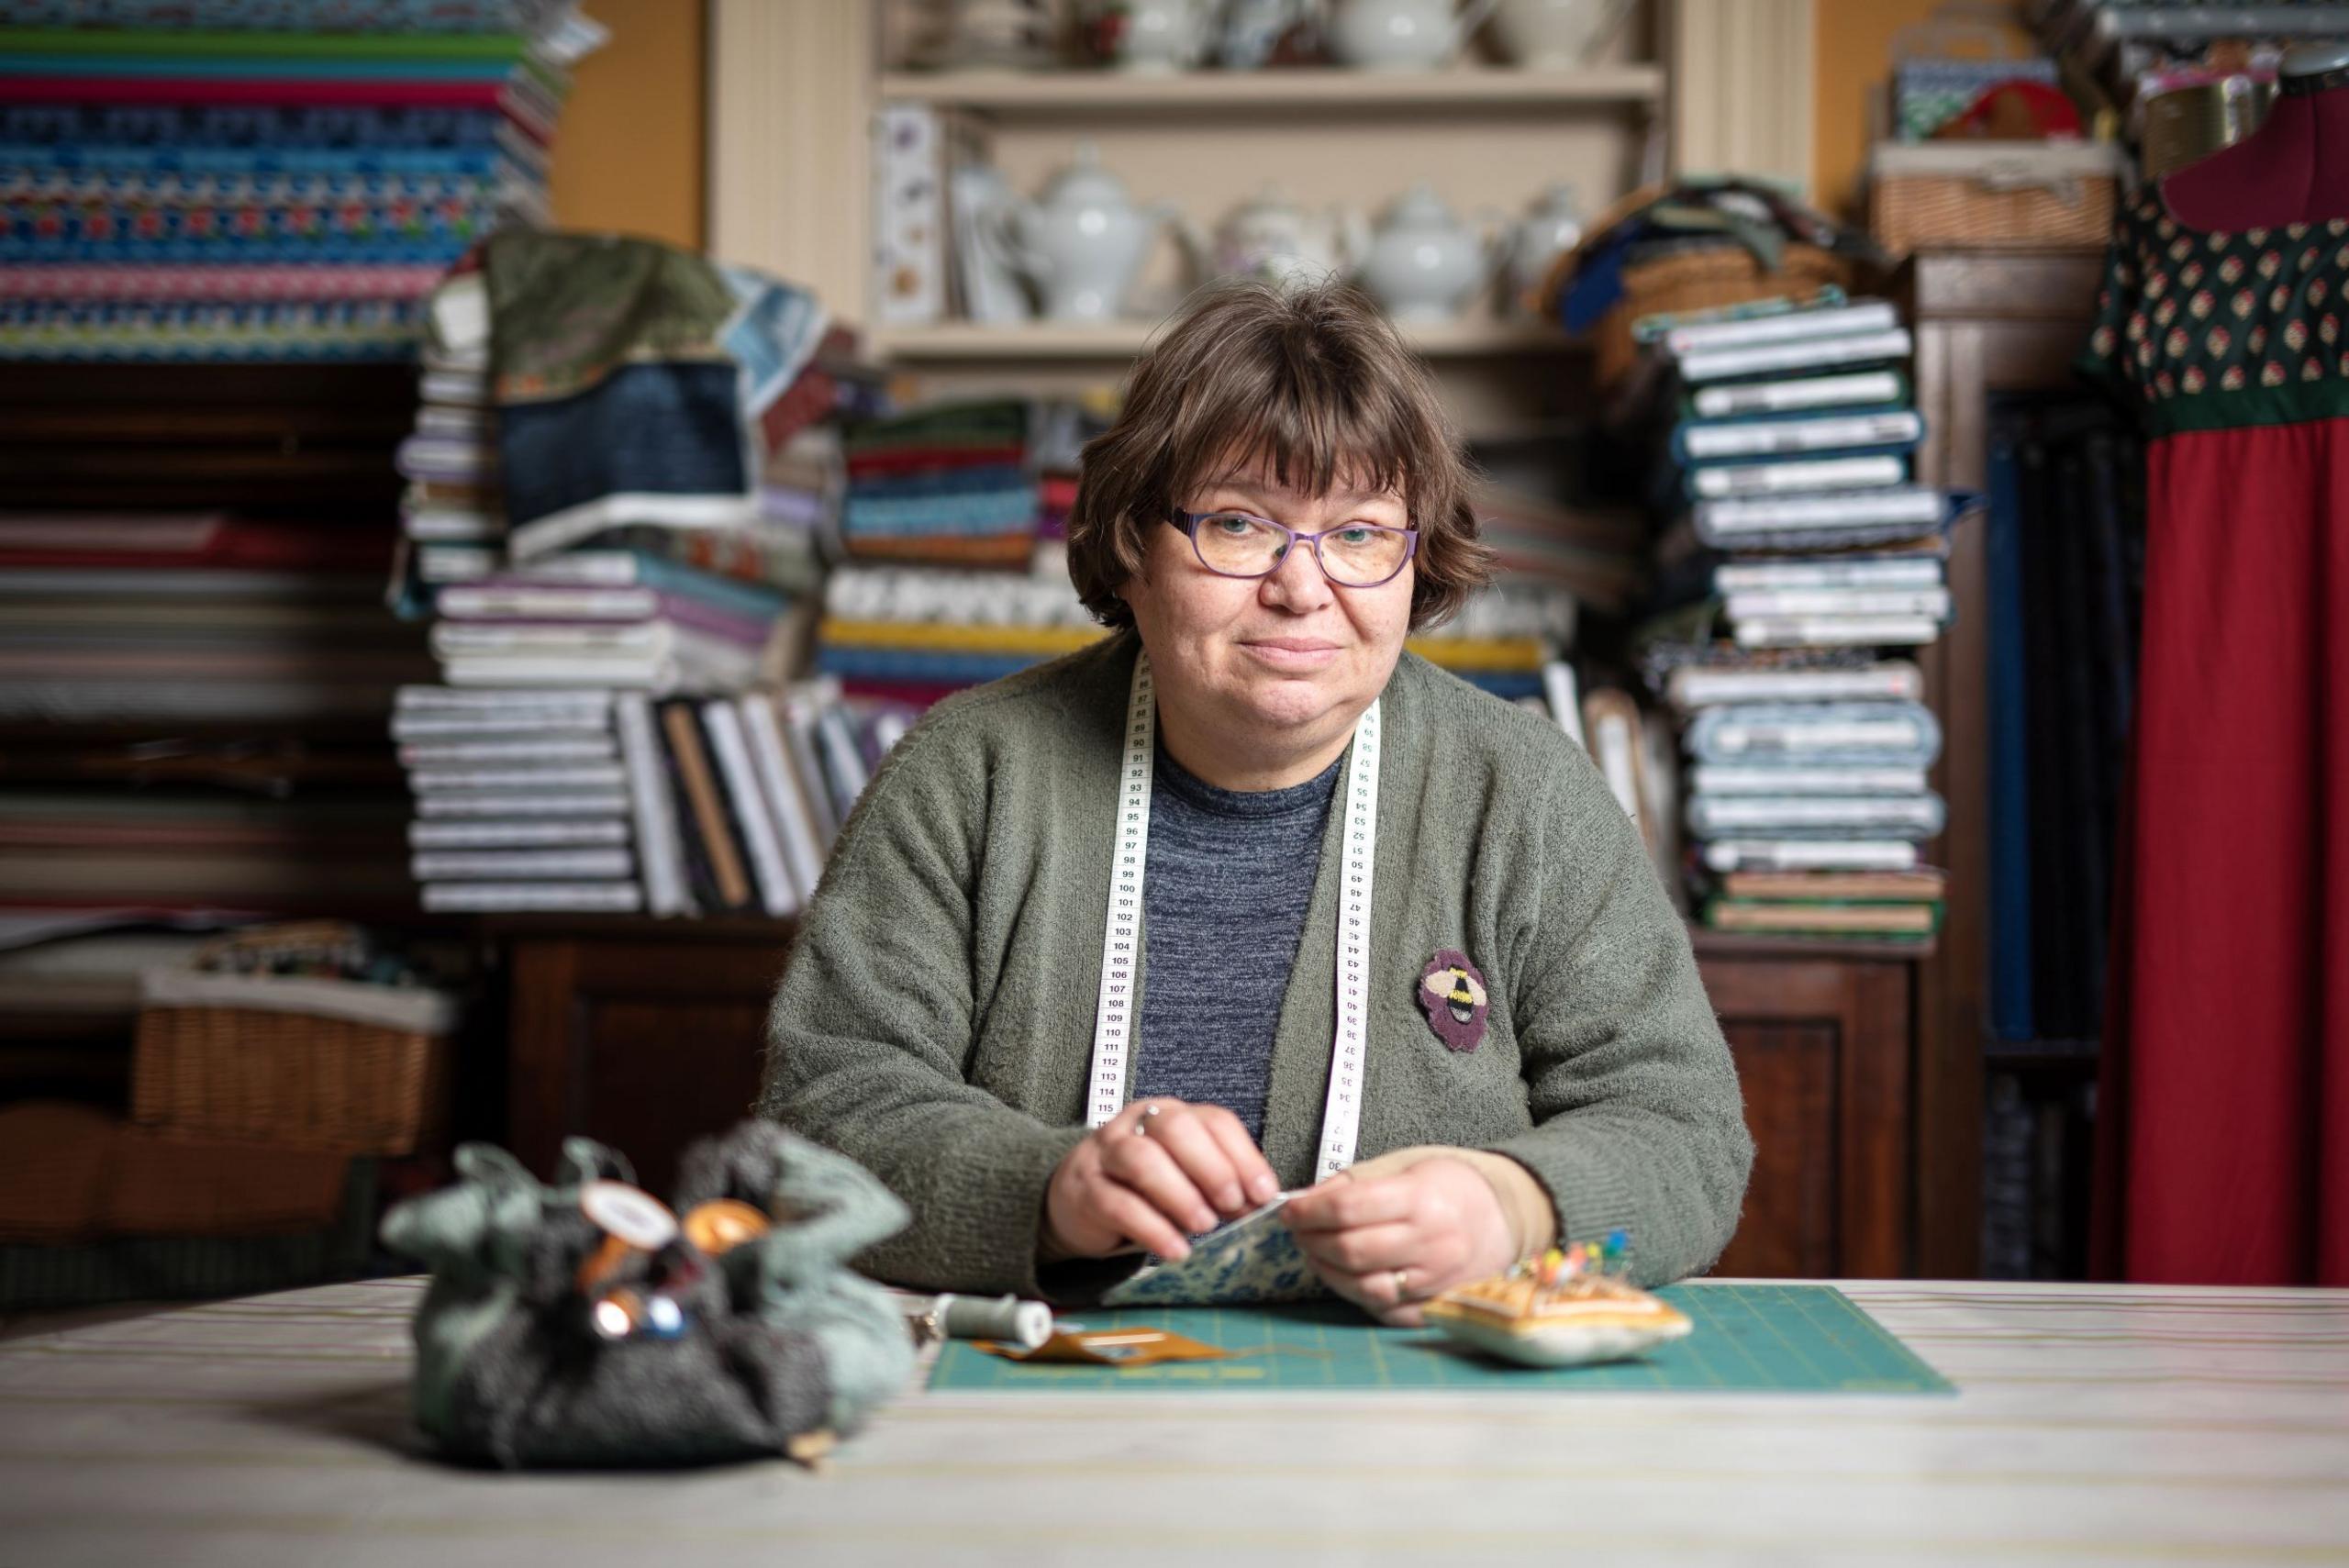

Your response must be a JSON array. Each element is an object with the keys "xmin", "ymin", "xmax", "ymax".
[
  {"xmin": 877, "ymin": 64, "xmax": 1664, "ymax": 116},
  {"xmin": 870, "ymin": 317, "xmax": 1585, "ymax": 361}
]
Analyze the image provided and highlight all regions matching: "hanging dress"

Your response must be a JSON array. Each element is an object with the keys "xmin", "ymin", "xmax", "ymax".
[{"xmin": 2083, "ymin": 188, "xmax": 2349, "ymax": 1285}]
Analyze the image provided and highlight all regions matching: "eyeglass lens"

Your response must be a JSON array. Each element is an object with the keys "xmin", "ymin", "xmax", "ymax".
[{"xmin": 1191, "ymin": 513, "xmax": 1409, "ymax": 586}]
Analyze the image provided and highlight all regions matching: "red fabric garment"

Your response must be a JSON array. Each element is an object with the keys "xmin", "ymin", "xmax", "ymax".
[
  {"xmin": 2101, "ymin": 420, "xmax": 2349, "ymax": 1284},
  {"xmin": 2083, "ymin": 156, "xmax": 2349, "ymax": 1283}
]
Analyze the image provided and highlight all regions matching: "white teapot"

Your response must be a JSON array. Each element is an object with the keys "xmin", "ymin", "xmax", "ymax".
[
  {"xmin": 985, "ymin": 143, "xmax": 1183, "ymax": 322},
  {"xmin": 1211, "ymin": 184, "xmax": 1369, "ymax": 287},
  {"xmin": 1500, "ymin": 181, "xmax": 1583, "ymax": 316},
  {"xmin": 1488, "ymin": 0, "xmax": 1635, "ymax": 67},
  {"xmin": 1354, "ymin": 183, "xmax": 1500, "ymax": 322},
  {"xmin": 1327, "ymin": 0, "xmax": 1498, "ymax": 70},
  {"xmin": 1095, "ymin": 0, "xmax": 1218, "ymax": 71}
]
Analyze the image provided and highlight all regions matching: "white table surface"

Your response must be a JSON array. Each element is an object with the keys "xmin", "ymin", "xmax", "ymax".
[{"xmin": 1, "ymin": 1277, "xmax": 2344, "ymax": 1566}]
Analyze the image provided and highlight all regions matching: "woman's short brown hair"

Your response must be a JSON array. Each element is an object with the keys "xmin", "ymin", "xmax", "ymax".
[{"xmin": 1066, "ymin": 277, "xmax": 1494, "ymax": 632}]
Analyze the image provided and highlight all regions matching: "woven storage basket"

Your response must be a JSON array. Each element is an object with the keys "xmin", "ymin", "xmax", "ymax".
[
  {"xmin": 1592, "ymin": 242, "xmax": 1857, "ymax": 389},
  {"xmin": 1870, "ymin": 140, "xmax": 2128, "ymax": 255},
  {"xmin": 132, "ymin": 964, "xmax": 456, "ymax": 1156}
]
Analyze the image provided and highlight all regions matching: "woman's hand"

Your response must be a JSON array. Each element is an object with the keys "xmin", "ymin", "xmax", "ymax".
[
  {"xmin": 1282, "ymin": 1157, "xmax": 1516, "ymax": 1326},
  {"xmin": 1042, "ymin": 1098, "xmax": 1282, "ymax": 1262}
]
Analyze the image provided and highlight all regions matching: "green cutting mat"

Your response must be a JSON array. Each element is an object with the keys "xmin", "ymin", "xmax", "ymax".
[{"xmin": 930, "ymin": 1283, "xmax": 1951, "ymax": 1395}]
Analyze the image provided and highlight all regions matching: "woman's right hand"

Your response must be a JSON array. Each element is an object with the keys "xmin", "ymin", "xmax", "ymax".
[{"xmin": 1042, "ymin": 1098, "xmax": 1282, "ymax": 1262}]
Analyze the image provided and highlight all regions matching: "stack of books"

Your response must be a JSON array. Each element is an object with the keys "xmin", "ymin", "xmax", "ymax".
[
  {"xmin": 0, "ymin": 5, "xmax": 601, "ymax": 362},
  {"xmin": 398, "ymin": 679, "xmax": 909, "ymax": 917},
  {"xmin": 1647, "ymin": 295, "xmax": 1956, "ymax": 944}
]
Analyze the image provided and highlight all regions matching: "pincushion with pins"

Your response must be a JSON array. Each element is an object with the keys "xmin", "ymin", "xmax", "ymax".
[{"xmin": 1423, "ymin": 1231, "xmax": 1692, "ymax": 1368}]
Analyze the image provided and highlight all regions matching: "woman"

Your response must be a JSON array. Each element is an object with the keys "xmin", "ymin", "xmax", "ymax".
[{"xmin": 760, "ymin": 279, "xmax": 1750, "ymax": 1322}]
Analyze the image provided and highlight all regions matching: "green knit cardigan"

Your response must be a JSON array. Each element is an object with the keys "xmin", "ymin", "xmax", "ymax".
[{"xmin": 759, "ymin": 633, "xmax": 1752, "ymax": 1296}]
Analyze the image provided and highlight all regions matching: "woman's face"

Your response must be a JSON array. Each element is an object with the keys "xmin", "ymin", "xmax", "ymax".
[{"xmin": 1119, "ymin": 462, "xmax": 1415, "ymax": 769}]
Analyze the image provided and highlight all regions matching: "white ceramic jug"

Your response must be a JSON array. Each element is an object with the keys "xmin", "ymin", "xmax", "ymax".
[
  {"xmin": 986, "ymin": 144, "xmax": 1182, "ymax": 322},
  {"xmin": 1501, "ymin": 181, "xmax": 1583, "ymax": 315},
  {"xmin": 1355, "ymin": 183, "xmax": 1499, "ymax": 321},
  {"xmin": 1327, "ymin": 0, "xmax": 1498, "ymax": 70},
  {"xmin": 1211, "ymin": 184, "xmax": 1369, "ymax": 287},
  {"xmin": 1487, "ymin": 0, "xmax": 1633, "ymax": 67}
]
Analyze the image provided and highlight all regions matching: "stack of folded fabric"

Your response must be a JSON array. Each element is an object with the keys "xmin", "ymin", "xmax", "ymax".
[
  {"xmin": 1636, "ymin": 292, "xmax": 1958, "ymax": 943},
  {"xmin": 386, "ymin": 232, "xmax": 847, "ymax": 916},
  {"xmin": 1466, "ymin": 476, "xmax": 1644, "ymax": 618},
  {"xmin": 1406, "ymin": 584, "xmax": 1581, "ymax": 703},
  {"xmin": 0, "ymin": 0, "xmax": 602, "ymax": 361},
  {"xmin": 817, "ymin": 565, "xmax": 1583, "ymax": 711},
  {"xmin": 817, "ymin": 564, "xmax": 1097, "ymax": 709},
  {"xmin": 840, "ymin": 400, "xmax": 1037, "ymax": 570}
]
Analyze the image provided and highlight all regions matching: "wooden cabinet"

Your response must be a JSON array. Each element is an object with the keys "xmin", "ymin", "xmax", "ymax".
[
  {"xmin": 1903, "ymin": 248, "xmax": 2107, "ymax": 1279},
  {"xmin": 1694, "ymin": 937, "xmax": 1914, "ymax": 1279},
  {"xmin": 506, "ymin": 923, "xmax": 789, "ymax": 1197},
  {"xmin": 505, "ymin": 924, "xmax": 1918, "ymax": 1276}
]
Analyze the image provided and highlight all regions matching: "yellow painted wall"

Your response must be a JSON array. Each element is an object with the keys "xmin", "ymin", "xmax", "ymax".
[
  {"xmin": 548, "ymin": 0, "xmax": 707, "ymax": 251},
  {"xmin": 1811, "ymin": 0, "xmax": 2030, "ymax": 221}
]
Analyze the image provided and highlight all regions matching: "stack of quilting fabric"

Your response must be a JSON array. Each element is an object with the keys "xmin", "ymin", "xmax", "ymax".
[
  {"xmin": 817, "ymin": 564, "xmax": 1095, "ymax": 709},
  {"xmin": 1644, "ymin": 293, "xmax": 1957, "ymax": 943},
  {"xmin": 818, "ymin": 565, "xmax": 1582, "ymax": 712},
  {"xmin": 0, "ymin": 0, "xmax": 602, "ymax": 361},
  {"xmin": 839, "ymin": 400, "xmax": 1036, "ymax": 570}
]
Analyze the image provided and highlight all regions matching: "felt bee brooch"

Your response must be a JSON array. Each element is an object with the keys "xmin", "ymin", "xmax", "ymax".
[{"xmin": 1417, "ymin": 949, "xmax": 1489, "ymax": 1052}]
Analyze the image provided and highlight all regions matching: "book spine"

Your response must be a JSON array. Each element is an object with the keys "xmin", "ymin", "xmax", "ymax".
[
  {"xmin": 1667, "ymin": 665, "xmax": 1925, "ymax": 709},
  {"xmin": 1724, "ymin": 588, "xmax": 1953, "ymax": 619},
  {"xmin": 778, "ymin": 690, "xmax": 842, "ymax": 848},
  {"xmin": 1678, "ymin": 328, "xmax": 1913, "ymax": 384},
  {"xmin": 1664, "ymin": 299, "xmax": 1899, "ymax": 355},
  {"xmin": 813, "ymin": 701, "xmax": 873, "ymax": 825},
  {"xmin": 1679, "ymin": 408, "xmax": 1923, "ymax": 462},
  {"xmin": 701, "ymin": 698, "xmax": 798, "ymax": 918},
  {"xmin": 614, "ymin": 691, "xmax": 693, "ymax": 918},
  {"xmin": 420, "ymin": 881, "xmax": 644, "ymax": 913},
  {"xmin": 740, "ymin": 693, "xmax": 827, "ymax": 908},
  {"xmin": 1712, "ymin": 559, "xmax": 1943, "ymax": 592},
  {"xmin": 389, "ymin": 709, "xmax": 616, "ymax": 740},
  {"xmin": 406, "ymin": 762, "xmax": 629, "ymax": 792},
  {"xmin": 407, "ymin": 817, "xmax": 630, "ymax": 849},
  {"xmin": 1701, "ymin": 839, "xmax": 1921, "ymax": 873},
  {"xmin": 436, "ymin": 584, "xmax": 658, "ymax": 621},
  {"xmin": 395, "ymin": 736, "xmax": 618, "ymax": 766},
  {"xmin": 1691, "ymin": 454, "xmax": 1907, "ymax": 499},
  {"xmin": 1690, "ymin": 370, "xmax": 1906, "ymax": 418},
  {"xmin": 411, "ymin": 848, "xmax": 636, "ymax": 881},
  {"xmin": 661, "ymin": 699, "xmax": 752, "ymax": 911},
  {"xmin": 413, "ymin": 789, "xmax": 631, "ymax": 817},
  {"xmin": 395, "ymin": 684, "xmax": 614, "ymax": 713},
  {"xmin": 1689, "ymin": 765, "xmax": 1929, "ymax": 795},
  {"xmin": 1731, "ymin": 616, "xmax": 1941, "ymax": 649}
]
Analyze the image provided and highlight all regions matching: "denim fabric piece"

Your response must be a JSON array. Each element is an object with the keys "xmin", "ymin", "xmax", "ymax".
[{"xmin": 497, "ymin": 360, "xmax": 749, "ymax": 528}]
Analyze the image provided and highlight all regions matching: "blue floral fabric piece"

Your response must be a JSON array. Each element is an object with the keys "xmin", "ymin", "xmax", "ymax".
[{"xmin": 1101, "ymin": 1194, "xmax": 1325, "ymax": 1307}]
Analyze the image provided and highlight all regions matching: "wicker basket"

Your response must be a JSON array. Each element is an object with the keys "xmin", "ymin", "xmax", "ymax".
[
  {"xmin": 132, "ymin": 965, "xmax": 456, "ymax": 1155},
  {"xmin": 1870, "ymin": 140, "xmax": 2129, "ymax": 255},
  {"xmin": 1591, "ymin": 242, "xmax": 1858, "ymax": 389}
]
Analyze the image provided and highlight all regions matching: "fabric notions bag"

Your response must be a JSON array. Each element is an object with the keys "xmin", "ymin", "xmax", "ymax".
[{"xmin": 379, "ymin": 1121, "xmax": 914, "ymax": 1469}]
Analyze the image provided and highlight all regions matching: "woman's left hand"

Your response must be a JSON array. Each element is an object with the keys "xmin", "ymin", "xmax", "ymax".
[{"xmin": 1281, "ymin": 1157, "xmax": 1516, "ymax": 1327}]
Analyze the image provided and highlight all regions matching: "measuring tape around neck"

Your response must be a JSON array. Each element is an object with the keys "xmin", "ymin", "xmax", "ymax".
[{"xmin": 1085, "ymin": 650, "xmax": 1382, "ymax": 1181}]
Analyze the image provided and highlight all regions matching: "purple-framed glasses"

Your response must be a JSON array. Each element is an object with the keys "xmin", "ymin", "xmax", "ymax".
[{"xmin": 1166, "ymin": 508, "xmax": 1419, "ymax": 589}]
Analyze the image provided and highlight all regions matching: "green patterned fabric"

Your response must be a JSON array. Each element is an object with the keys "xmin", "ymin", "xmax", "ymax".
[{"xmin": 2083, "ymin": 191, "xmax": 2349, "ymax": 438}]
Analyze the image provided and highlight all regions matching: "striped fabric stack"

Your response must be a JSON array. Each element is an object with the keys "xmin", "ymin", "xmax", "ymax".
[
  {"xmin": 816, "ymin": 563, "xmax": 1583, "ymax": 712},
  {"xmin": 0, "ymin": 0, "xmax": 601, "ymax": 361}
]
